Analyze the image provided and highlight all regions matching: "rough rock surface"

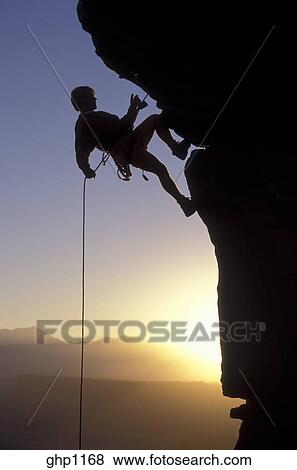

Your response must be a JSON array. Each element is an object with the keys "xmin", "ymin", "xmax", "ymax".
[{"xmin": 77, "ymin": 5, "xmax": 297, "ymax": 448}]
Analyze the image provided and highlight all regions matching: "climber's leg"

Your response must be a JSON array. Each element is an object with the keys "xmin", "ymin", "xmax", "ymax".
[
  {"xmin": 133, "ymin": 114, "xmax": 159, "ymax": 148},
  {"xmin": 131, "ymin": 144, "xmax": 195, "ymax": 216},
  {"xmin": 134, "ymin": 114, "xmax": 191, "ymax": 160}
]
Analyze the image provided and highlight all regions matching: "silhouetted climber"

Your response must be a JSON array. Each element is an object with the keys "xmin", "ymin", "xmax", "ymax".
[{"xmin": 71, "ymin": 86, "xmax": 195, "ymax": 216}]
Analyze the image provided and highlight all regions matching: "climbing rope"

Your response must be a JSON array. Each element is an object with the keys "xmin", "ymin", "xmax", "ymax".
[
  {"xmin": 79, "ymin": 152, "xmax": 109, "ymax": 450},
  {"xmin": 79, "ymin": 94, "xmax": 148, "ymax": 449},
  {"xmin": 79, "ymin": 177, "xmax": 86, "ymax": 450}
]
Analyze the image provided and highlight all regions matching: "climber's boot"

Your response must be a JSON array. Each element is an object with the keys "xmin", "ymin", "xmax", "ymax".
[
  {"xmin": 172, "ymin": 139, "xmax": 191, "ymax": 160},
  {"xmin": 178, "ymin": 196, "xmax": 196, "ymax": 217}
]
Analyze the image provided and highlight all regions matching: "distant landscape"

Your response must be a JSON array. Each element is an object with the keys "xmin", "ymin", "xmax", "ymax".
[{"xmin": 0, "ymin": 327, "xmax": 242, "ymax": 449}]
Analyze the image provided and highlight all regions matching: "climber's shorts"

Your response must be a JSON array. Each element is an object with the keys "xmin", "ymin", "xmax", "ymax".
[{"xmin": 110, "ymin": 133, "xmax": 136, "ymax": 167}]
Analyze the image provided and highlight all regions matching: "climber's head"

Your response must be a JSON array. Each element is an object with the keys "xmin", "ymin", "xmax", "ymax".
[{"xmin": 71, "ymin": 86, "xmax": 97, "ymax": 113}]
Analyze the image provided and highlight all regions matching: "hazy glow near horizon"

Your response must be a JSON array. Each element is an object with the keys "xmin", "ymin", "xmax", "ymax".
[{"xmin": 0, "ymin": 1, "xmax": 221, "ymax": 383}]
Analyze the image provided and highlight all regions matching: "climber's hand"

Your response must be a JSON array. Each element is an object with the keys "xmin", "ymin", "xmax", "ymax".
[
  {"xmin": 130, "ymin": 94, "xmax": 143, "ymax": 110},
  {"xmin": 84, "ymin": 168, "xmax": 96, "ymax": 179},
  {"xmin": 138, "ymin": 100, "xmax": 148, "ymax": 110}
]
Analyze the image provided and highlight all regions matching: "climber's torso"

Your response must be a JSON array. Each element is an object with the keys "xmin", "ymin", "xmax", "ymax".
[{"xmin": 75, "ymin": 111, "xmax": 132, "ymax": 157}]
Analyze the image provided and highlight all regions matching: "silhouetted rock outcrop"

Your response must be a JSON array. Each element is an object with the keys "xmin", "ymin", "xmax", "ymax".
[
  {"xmin": 186, "ymin": 148, "xmax": 297, "ymax": 449},
  {"xmin": 77, "ymin": 6, "xmax": 297, "ymax": 448}
]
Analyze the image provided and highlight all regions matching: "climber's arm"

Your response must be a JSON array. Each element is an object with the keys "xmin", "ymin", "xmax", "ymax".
[
  {"xmin": 75, "ymin": 121, "xmax": 96, "ymax": 178},
  {"xmin": 120, "ymin": 94, "xmax": 146, "ymax": 129},
  {"xmin": 76, "ymin": 150, "xmax": 96, "ymax": 178}
]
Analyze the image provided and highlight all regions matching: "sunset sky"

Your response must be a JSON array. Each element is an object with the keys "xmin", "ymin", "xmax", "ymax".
[{"xmin": 0, "ymin": 1, "xmax": 220, "ymax": 382}]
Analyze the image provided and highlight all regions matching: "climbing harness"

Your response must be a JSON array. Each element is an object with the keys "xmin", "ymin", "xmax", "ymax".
[{"xmin": 117, "ymin": 165, "xmax": 132, "ymax": 181}]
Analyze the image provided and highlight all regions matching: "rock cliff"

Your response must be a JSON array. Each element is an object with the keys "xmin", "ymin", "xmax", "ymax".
[{"xmin": 77, "ymin": 6, "xmax": 297, "ymax": 448}]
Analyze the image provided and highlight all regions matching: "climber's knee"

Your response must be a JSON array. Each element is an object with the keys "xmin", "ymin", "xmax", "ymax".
[
  {"xmin": 155, "ymin": 161, "xmax": 168, "ymax": 178},
  {"xmin": 145, "ymin": 114, "xmax": 160, "ymax": 127},
  {"xmin": 148, "ymin": 113, "xmax": 159, "ymax": 121},
  {"xmin": 152, "ymin": 114, "xmax": 163, "ymax": 126}
]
